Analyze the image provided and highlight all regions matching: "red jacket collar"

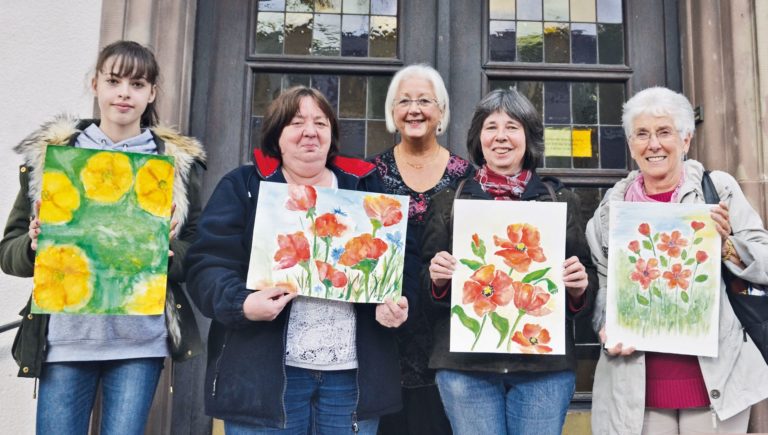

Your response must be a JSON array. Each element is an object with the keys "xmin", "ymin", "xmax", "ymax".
[{"xmin": 253, "ymin": 149, "xmax": 375, "ymax": 179}]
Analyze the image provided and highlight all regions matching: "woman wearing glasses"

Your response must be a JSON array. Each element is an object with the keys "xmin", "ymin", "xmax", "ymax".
[
  {"xmin": 372, "ymin": 64, "xmax": 472, "ymax": 435},
  {"xmin": 586, "ymin": 87, "xmax": 768, "ymax": 434}
]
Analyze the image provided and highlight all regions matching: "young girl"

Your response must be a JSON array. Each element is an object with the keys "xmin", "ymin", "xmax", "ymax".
[{"xmin": 0, "ymin": 40, "xmax": 205, "ymax": 434}]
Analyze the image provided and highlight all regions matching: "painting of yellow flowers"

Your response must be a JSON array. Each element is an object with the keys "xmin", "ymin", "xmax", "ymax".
[
  {"xmin": 246, "ymin": 182, "xmax": 409, "ymax": 303},
  {"xmin": 606, "ymin": 202, "xmax": 721, "ymax": 356},
  {"xmin": 32, "ymin": 146, "xmax": 174, "ymax": 315}
]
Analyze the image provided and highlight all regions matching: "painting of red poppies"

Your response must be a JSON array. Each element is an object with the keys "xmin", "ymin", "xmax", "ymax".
[
  {"xmin": 450, "ymin": 200, "xmax": 567, "ymax": 354},
  {"xmin": 32, "ymin": 146, "xmax": 174, "ymax": 315},
  {"xmin": 606, "ymin": 202, "xmax": 721, "ymax": 356},
  {"xmin": 246, "ymin": 182, "xmax": 408, "ymax": 303}
]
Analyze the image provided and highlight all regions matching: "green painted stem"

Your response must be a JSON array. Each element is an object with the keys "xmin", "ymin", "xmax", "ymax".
[
  {"xmin": 507, "ymin": 309, "xmax": 526, "ymax": 352},
  {"xmin": 471, "ymin": 315, "xmax": 487, "ymax": 351}
]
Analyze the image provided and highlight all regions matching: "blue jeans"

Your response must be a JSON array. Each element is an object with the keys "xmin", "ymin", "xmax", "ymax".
[
  {"xmin": 224, "ymin": 366, "xmax": 379, "ymax": 435},
  {"xmin": 436, "ymin": 369, "xmax": 575, "ymax": 435},
  {"xmin": 37, "ymin": 358, "xmax": 164, "ymax": 435}
]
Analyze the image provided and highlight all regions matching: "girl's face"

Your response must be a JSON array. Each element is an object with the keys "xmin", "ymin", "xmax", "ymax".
[
  {"xmin": 479, "ymin": 110, "xmax": 527, "ymax": 175},
  {"xmin": 92, "ymin": 56, "xmax": 156, "ymax": 131}
]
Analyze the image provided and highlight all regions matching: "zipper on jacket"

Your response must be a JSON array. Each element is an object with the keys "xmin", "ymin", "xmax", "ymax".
[{"xmin": 211, "ymin": 330, "xmax": 232, "ymax": 398}]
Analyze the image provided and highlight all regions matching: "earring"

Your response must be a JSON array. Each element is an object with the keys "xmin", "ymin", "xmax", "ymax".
[{"xmin": 437, "ymin": 122, "xmax": 443, "ymax": 134}]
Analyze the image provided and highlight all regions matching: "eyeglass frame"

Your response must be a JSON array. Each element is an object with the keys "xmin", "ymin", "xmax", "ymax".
[
  {"xmin": 395, "ymin": 97, "xmax": 439, "ymax": 109},
  {"xmin": 629, "ymin": 126, "xmax": 681, "ymax": 145}
]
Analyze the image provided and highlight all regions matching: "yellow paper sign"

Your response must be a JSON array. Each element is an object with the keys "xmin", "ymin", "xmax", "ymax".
[
  {"xmin": 572, "ymin": 129, "xmax": 593, "ymax": 158},
  {"xmin": 544, "ymin": 128, "xmax": 571, "ymax": 157}
]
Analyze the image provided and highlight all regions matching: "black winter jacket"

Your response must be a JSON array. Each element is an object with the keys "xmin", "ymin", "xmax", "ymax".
[
  {"xmin": 185, "ymin": 150, "xmax": 402, "ymax": 428},
  {"xmin": 420, "ymin": 172, "xmax": 597, "ymax": 373}
]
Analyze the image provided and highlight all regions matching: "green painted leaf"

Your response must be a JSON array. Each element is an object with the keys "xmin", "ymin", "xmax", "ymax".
[
  {"xmin": 681, "ymin": 291, "xmax": 689, "ymax": 303},
  {"xmin": 490, "ymin": 312, "xmax": 510, "ymax": 348},
  {"xmin": 643, "ymin": 240, "xmax": 653, "ymax": 250},
  {"xmin": 628, "ymin": 256, "xmax": 637, "ymax": 264},
  {"xmin": 637, "ymin": 294, "xmax": 650, "ymax": 305},
  {"xmin": 681, "ymin": 250, "xmax": 688, "ymax": 260},
  {"xmin": 522, "ymin": 267, "xmax": 551, "ymax": 283},
  {"xmin": 660, "ymin": 256, "xmax": 668, "ymax": 268},
  {"xmin": 471, "ymin": 237, "xmax": 487, "ymax": 259},
  {"xmin": 451, "ymin": 305, "xmax": 480, "ymax": 335},
  {"xmin": 652, "ymin": 287, "xmax": 662, "ymax": 298},
  {"xmin": 694, "ymin": 237, "xmax": 703, "ymax": 245},
  {"xmin": 653, "ymin": 233, "xmax": 660, "ymax": 242},
  {"xmin": 685, "ymin": 258, "xmax": 696, "ymax": 266},
  {"xmin": 460, "ymin": 259, "xmax": 483, "ymax": 271},
  {"xmin": 695, "ymin": 274, "xmax": 708, "ymax": 282},
  {"xmin": 545, "ymin": 278, "xmax": 558, "ymax": 294}
]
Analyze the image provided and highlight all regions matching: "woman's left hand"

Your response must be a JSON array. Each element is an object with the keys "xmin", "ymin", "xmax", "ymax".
[
  {"xmin": 711, "ymin": 201, "xmax": 732, "ymax": 248},
  {"xmin": 563, "ymin": 256, "xmax": 588, "ymax": 298},
  {"xmin": 376, "ymin": 296, "xmax": 408, "ymax": 328}
]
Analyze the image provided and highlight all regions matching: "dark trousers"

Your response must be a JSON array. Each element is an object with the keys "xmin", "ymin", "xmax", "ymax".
[{"xmin": 378, "ymin": 384, "xmax": 452, "ymax": 435}]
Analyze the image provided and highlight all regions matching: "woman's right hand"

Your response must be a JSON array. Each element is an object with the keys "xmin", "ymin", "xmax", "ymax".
[
  {"xmin": 429, "ymin": 251, "xmax": 457, "ymax": 288},
  {"xmin": 599, "ymin": 326, "xmax": 636, "ymax": 356},
  {"xmin": 243, "ymin": 287, "xmax": 298, "ymax": 321},
  {"xmin": 28, "ymin": 200, "xmax": 41, "ymax": 251}
]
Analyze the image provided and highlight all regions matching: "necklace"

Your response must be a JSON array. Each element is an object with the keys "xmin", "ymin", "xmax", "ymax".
[{"xmin": 396, "ymin": 144, "xmax": 441, "ymax": 170}]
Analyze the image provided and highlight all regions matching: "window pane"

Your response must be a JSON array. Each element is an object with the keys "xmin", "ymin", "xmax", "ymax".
[
  {"xmin": 366, "ymin": 120, "xmax": 392, "ymax": 156},
  {"xmin": 367, "ymin": 75, "xmax": 389, "ymax": 119},
  {"xmin": 544, "ymin": 22, "xmax": 569, "ymax": 63},
  {"xmin": 571, "ymin": 23, "xmax": 597, "ymax": 64},
  {"xmin": 545, "ymin": 81, "xmax": 570, "ymax": 124},
  {"xmin": 311, "ymin": 75, "xmax": 340, "ymax": 111},
  {"xmin": 370, "ymin": 15, "xmax": 397, "ymax": 57},
  {"xmin": 259, "ymin": 0, "xmax": 286, "ymax": 11},
  {"xmin": 490, "ymin": 0, "xmax": 515, "ymax": 20},
  {"xmin": 286, "ymin": 0, "xmax": 313, "ymax": 12},
  {"xmin": 598, "ymin": 82, "xmax": 624, "ymax": 125},
  {"xmin": 572, "ymin": 81, "xmax": 597, "ymax": 124},
  {"xmin": 283, "ymin": 74, "xmax": 311, "ymax": 88},
  {"xmin": 570, "ymin": 0, "xmax": 595, "ymax": 22},
  {"xmin": 517, "ymin": 0, "xmax": 542, "ymax": 20},
  {"xmin": 543, "ymin": 0, "xmax": 568, "ymax": 21},
  {"xmin": 341, "ymin": 15, "xmax": 369, "ymax": 56},
  {"xmin": 490, "ymin": 20, "xmax": 516, "ymax": 62},
  {"xmin": 371, "ymin": 0, "xmax": 397, "ymax": 15},
  {"xmin": 255, "ymin": 12, "xmax": 285, "ymax": 54},
  {"xmin": 517, "ymin": 21, "xmax": 543, "ymax": 62},
  {"xmin": 252, "ymin": 74, "xmax": 283, "ymax": 116},
  {"xmin": 315, "ymin": 0, "xmax": 341, "ymax": 13},
  {"xmin": 572, "ymin": 125, "xmax": 599, "ymax": 168},
  {"xmin": 597, "ymin": 0, "xmax": 622, "ymax": 23},
  {"xmin": 599, "ymin": 126, "xmax": 626, "ymax": 168},
  {"xmin": 343, "ymin": 0, "xmax": 369, "ymax": 14},
  {"xmin": 598, "ymin": 23, "xmax": 624, "ymax": 64},
  {"xmin": 312, "ymin": 14, "xmax": 341, "ymax": 55},
  {"xmin": 285, "ymin": 13, "xmax": 313, "ymax": 55},
  {"xmin": 339, "ymin": 75, "xmax": 367, "ymax": 118},
  {"xmin": 339, "ymin": 119, "xmax": 366, "ymax": 158}
]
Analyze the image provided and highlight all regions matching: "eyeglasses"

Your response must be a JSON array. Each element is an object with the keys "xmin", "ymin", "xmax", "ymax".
[
  {"xmin": 630, "ymin": 127, "xmax": 679, "ymax": 145},
  {"xmin": 395, "ymin": 98, "xmax": 438, "ymax": 109}
]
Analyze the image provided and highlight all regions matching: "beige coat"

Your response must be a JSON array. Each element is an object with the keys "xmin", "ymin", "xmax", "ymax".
[{"xmin": 586, "ymin": 159, "xmax": 768, "ymax": 435}]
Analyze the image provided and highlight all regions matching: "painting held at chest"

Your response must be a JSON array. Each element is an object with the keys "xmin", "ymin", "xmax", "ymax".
[
  {"xmin": 606, "ymin": 201, "xmax": 721, "ymax": 356},
  {"xmin": 451, "ymin": 200, "xmax": 567, "ymax": 354},
  {"xmin": 247, "ymin": 182, "xmax": 408, "ymax": 303},
  {"xmin": 33, "ymin": 146, "xmax": 174, "ymax": 315}
]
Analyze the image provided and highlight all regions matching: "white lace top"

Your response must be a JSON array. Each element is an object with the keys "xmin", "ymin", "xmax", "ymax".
[{"xmin": 285, "ymin": 297, "xmax": 358, "ymax": 369}]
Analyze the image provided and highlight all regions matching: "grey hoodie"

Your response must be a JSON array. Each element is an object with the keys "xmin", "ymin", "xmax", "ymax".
[{"xmin": 45, "ymin": 123, "xmax": 169, "ymax": 362}]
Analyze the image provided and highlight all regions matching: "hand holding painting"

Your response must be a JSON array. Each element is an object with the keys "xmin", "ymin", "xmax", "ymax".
[
  {"xmin": 28, "ymin": 200, "xmax": 41, "ymax": 251},
  {"xmin": 375, "ymin": 296, "xmax": 409, "ymax": 328},
  {"xmin": 563, "ymin": 255, "xmax": 588, "ymax": 297},
  {"xmin": 243, "ymin": 287, "xmax": 298, "ymax": 321},
  {"xmin": 429, "ymin": 250, "xmax": 457, "ymax": 288},
  {"xmin": 599, "ymin": 326, "xmax": 636, "ymax": 356}
]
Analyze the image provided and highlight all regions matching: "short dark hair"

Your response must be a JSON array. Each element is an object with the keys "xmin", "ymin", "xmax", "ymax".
[
  {"xmin": 260, "ymin": 86, "xmax": 340, "ymax": 166},
  {"xmin": 466, "ymin": 88, "xmax": 544, "ymax": 171},
  {"xmin": 95, "ymin": 40, "xmax": 160, "ymax": 127}
]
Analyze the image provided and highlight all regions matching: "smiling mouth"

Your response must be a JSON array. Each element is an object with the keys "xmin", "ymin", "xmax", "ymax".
[{"xmin": 646, "ymin": 156, "xmax": 666, "ymax": 162}]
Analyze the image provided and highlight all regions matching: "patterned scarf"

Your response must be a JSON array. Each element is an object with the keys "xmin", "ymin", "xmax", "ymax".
[
  {"xmin": 624, "ymin": 169, "xmax": 685, "ymax": 203},
  {"xmin": 474, "ymin": 165, "xmax": 532, "ymax": 200}
]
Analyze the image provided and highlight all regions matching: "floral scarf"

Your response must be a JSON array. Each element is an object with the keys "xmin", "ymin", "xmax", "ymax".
[{"xmin": 474, "ymin": 165, "xmax": 532, "ymax": 200}]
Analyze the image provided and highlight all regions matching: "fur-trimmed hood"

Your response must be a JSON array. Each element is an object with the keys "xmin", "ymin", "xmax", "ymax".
[{"xmin": 14, "ymin": 114, "xmax": 206, "ymax": 232}]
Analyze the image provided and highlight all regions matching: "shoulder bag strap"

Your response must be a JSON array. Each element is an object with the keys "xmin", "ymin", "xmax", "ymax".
[
  {"xmin": 450, "ymin": 178, "xmax": 469, "ymax": 224},
  {"xmin": 701, "ymin": 170, "xmax": 720, "ymax": 204},
  {"xmin": 542, "ymin": 180, "xmax": 557, "ymax": 202}
]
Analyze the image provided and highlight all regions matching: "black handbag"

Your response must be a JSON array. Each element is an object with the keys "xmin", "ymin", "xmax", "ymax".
[{"xmin": 702, "ymin": 171, "xmax": 768, "ymax": 363}]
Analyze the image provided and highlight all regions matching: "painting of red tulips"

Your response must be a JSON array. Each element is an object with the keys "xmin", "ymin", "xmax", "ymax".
[
  {"xmin": 606, "ymin": 202, "xmax": 721, "ymax": 356},
  {"xmin": 450, "ymin": 200, "xmax": 566, "ymax": 354},
  {"xmin": 246, "ymin": 182, "xmax": 409, "ymax": 303}
]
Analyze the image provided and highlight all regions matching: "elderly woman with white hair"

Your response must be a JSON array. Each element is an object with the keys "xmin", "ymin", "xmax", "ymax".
[
  {"xmin": 372, "ymin": 64, "xmax": 472, "ymax": 435},
  {"xmin": 586, "ymin": 86, "xmax": 768, "ymax": 434}
]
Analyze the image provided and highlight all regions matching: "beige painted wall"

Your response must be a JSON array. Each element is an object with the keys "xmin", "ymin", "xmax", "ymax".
[{"xmin": 0, "ymin": 1, "xmax": 102, "ymax": 432}]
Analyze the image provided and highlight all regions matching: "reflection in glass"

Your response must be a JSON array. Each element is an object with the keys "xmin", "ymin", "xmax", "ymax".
[
  {"xmin": 285, "ymin": 13, "xmax": 314, "ymax": 55},
  {"xmin": 543, "ymin": 0, "xmax": 568, "ymax": 21},
  {"xmin": 600, "ymin": 126, "xmax": 626, "ymax": 169},
  {"xmin": 366, "ymin": 120, "xmax": 393, "ymax": 157},
  {"xmin": 315, "ymin": 0, "xmax": 341, "ymax": 13},
  {"xmin": 259, "ymin": 0, "xmax": 286, "ymax": 11},
  {"xmin": 572, "ymin": 126, "xmax": 599, "ymax": 168},
  {"xmin": 517, "ymin": 0, "xmax": 542, "ymax": 20},
  {"xmin": 367, "ymin": 75, "xmax": 390, "ymax": 119},
  {"xmin": 283, "ymin": 74, "xmax": 311, "ymax": 88},
  {"xmin": 598, "ymin": 24, "xmax": 624, "ymax": 64},
  {"xmin": 544, "ymin": 22, "xmax": 569, "ymax": 63},
  {"xmin": 311, "ymin": 75, "xmax": 340, "ymax": 110},
  {"xmin": 570, "ymin": 0, "xmax": 596, "ymax": 22},
  {"xmin": 370, "ymin": 16, "xmax": 397, "ymax": 57},
  {"xmin": 518, "ymin": 81, "xmax": 544, "ymax": 116},
  {"xmin": 371, "ymin": 0, "xmax": 397, "ymax": 16},
  {"xmin": 597, "ymin": 0, "xmax": 622, "ymax": 23},
  {"xmin": 312, "ymin": 14, "xmax": 341, "ymax": 55},
  {"xmin": 252, "ymin": 74, "xmax": 283, "ymax": 116},
  {"xmin": 255, "ymin": 12, "xmax": 285, "ymax": 54},
  {"xmin": 342, "ymin": 15, "xmax": 369, "ymax": 56},
  {"xmin": 343, "ymin": 0, "xmax": 369, "ymax": 14},
  {"xmin": 287, "ymin": 0, "xmax": 313, "ymax": 12},
  {"xmin": 571, "ymin": 23, "xmax": 597, "ymax": 64},
  {"xmin": 490, "ymin": 0, "xmax": 515, "ymax": 20},
  {"xmin": 339, "ymin": 120, "xmax": 366, "ymax": 158},
  {"xmin": 490, "ymin": 21, "xmax": 516, "ymax": 62},
  {"xmin": 572, "ymin": 82, "xmax": 597, "ymax": 124},
  {"xmin": 599, "ymin": 83, "xmax": 624, "ymax": 125},
  {"xmin": 340, "ymin": 76, "xmax": 367, "ymax": 118},
  {"xmin": 545, "ymin": 81, "xmax": 570, "ymax": 124},
  {"xmin": 517, "ymin": 21, "xmax": 543, "ymax": 62}
]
